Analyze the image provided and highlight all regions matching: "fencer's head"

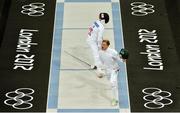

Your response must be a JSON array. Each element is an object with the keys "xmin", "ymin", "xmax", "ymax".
[
  {"xmin": 102, "ymin": 40, "xmax": 110, "ymax": 50},
  {"xmin": 99, "ymin": 13, "xmax": 109, "ymax": 24}
]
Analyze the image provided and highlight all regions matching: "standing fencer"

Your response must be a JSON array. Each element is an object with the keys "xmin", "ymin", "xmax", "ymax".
[
  {"xmin": 98, "ymin": 40, "xmax": 129, "ymax": 106},
  {"xmin": 87, "ymin": 13, "xmax": 109, "ymax": 69}
]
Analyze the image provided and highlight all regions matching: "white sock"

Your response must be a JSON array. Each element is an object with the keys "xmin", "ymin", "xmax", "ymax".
[{"xmin": 112, "ymin": 86, "xmax": 118, "ymax": 100}]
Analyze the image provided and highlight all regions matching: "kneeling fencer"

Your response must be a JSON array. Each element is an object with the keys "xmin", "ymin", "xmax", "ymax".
[{"xmin": 98, "ymin": 40, "xmax": 129, "ymax": 106}]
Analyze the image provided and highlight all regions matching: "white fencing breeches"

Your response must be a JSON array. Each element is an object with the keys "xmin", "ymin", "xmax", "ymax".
[
  {"xmin": 106, "ymin": 69, "xmax": 119, "ymax": 100},
  {"xmin": 87, "ymin": 38, "xmax": 101, "ymax": 68}
]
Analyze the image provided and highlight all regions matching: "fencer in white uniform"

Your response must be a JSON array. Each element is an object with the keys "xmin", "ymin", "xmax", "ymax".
[
  {"xmin": 87, "ymin": 13, "xmax": 109, "ymax": 69},
  {"xmin": 98, "ymin": 40, "xmax": 127, "ymax": 106}
]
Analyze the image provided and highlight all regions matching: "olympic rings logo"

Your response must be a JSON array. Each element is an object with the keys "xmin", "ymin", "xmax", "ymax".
[
  {"xmin": 142, "ymin": 87, "xmax": 173, "ymax": 109},
  {"xmin": 4, "ymin": 88, "xmax": 34, "ymax": 110},
  {"xmin": 21, "ymin": 3, "xmax": 45, "ymax": 17},
  {"xmin": 131, "ymin": 2, "xmax": 155, "ymax": 16}
]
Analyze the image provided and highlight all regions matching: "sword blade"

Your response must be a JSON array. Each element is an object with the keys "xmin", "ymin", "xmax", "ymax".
[{"xmin": 64, "ymin": 50, "xmax": 91, "ymax": 67}]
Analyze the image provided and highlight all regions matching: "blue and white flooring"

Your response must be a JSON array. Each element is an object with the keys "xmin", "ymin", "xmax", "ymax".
[{"xmin": 47, "ymin": 0, "xmax": 130, "ymax": 112}]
